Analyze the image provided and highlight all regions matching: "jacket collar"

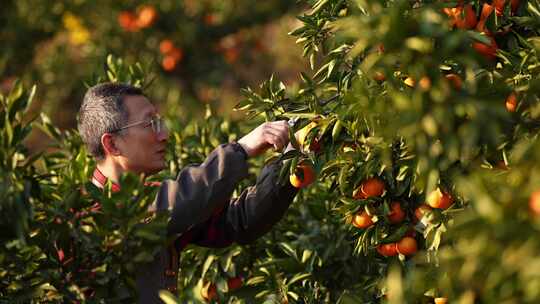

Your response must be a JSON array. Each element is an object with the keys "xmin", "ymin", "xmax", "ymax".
[{"xmin": 92, "ymin": 167, "xmax": 121, "ymax": 192}]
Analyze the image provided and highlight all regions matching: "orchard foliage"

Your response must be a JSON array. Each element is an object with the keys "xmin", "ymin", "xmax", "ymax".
[{"xmin": 2, "ymin": 0, "xmax": 540, "ymax": 304}]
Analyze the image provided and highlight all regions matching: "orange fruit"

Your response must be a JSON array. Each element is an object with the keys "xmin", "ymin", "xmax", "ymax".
[
  {"xmin": 289, "ymin": 162, "xmax": 316, "ymax": 188},
  {"xmin": 493, "ymin": 0, "xmax": 506, "ymax": 16},
  {"xmin": 377, "ymin": 243, "xmax": 398, "ymax": 256},
  {"xmin": 476, "ymin": 4, "xmax": 494, "ymax": 32},
  {"xmin": 505, "ymin": 92, "xmax": 518, "ymax": 112},
  {"xmin": 169, "ymin": 47, "xmax": 184, "ymax": 62},
  {"xmin": 118, "ymin": 11, "xmax": 139, "ymax": 32},
  {"xmin": 396, "ymin": 237, "xmax": 418, "ymax": 256},
  {"xmin": 224, "ymin": 48, "xmax": 239, "ymax": 64},
  {"xmin": 463, "ymin": 4, "xmax": 477, "ymax": 29},
  {"xmin": 472, "ymin": 35, "xmax": 498, "ymax": 60},
  {"xmin": 434, "ymin": 297, "xmax": 449, "ymax": 304},
  {"xmin": 201, "ymin": 282, "xmax": 217, "ymax": 301},
  {"xmin": 415, "ymin": 204, "xmax": 432, "ymax": 221},
  {"xmin": 530, "ymin": 190, "xmax": 540, "ymax": 217},
  {"xmin": 352, "ymin": 211, "xmax": 374, "ymax": 229},
  {"xmin": 159, "ymin": 39, "xmax": 175, "ymax": 54},
  {"xmin": 443, "ymin": 7, "xmax": 462, "ymax": 28},
  {"xmin": 162, "ymin": 56, "xmax": 177, "ymax": 71},
  {"xmin": 419, "ymin": 76, "xmax": 431, "ymax": 91},
  {"xmin": 373, "ymin": 71, "xmax": 386, "ymax": 82},
  {"xmin": 227, "ymin": 276, "xmax": 243, "ymax": 291},
  {"xmin": 204, "ymin": 13, "xmax": 217, "ymax": 26},
  {"xmin": 359, "ymin": 177, "xmax": 385, "ymax": 198},
  {"xmin": 136, "ymin": 5, "xmax": 158, "ymax": 28},
  {"xmin": 388, "ymin": 202, "xmax": 405, "ymax": 224},
  {"xmin": 445, "ymin": 5, "xmax": 476, "ymax": 30},
  {"xmin": 445, "ymin": 73, "xmax": 462, "ymax": 90},
  {"xmin": 427, "ymin": 188, "xmax": 453, "ymax": 209}
]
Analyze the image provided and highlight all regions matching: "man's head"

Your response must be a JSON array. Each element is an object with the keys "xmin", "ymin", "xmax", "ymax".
[{"xmin": 78, "ymin": 82, "xmax": 169, "ymax": 175}]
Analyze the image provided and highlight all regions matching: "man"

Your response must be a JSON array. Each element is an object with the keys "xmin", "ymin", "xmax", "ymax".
[{"xmin": 77, "ymin": 82, "xmax": 299, "ymax": 303}]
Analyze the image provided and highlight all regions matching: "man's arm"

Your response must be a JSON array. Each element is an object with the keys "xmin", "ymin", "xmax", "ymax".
[
  {"xmin": 188, "ymin": 158, "xmax": 298, "ymax": 247},
  {"xmin": 156, "ymin": 121, "xmax": 293, "ymax": 236},
  {"xmin": 155, "ymin": 142, "xmax": 249, "ymax": 236}
]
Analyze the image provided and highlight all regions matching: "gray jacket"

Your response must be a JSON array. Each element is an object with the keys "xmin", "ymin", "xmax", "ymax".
[{"xmin": 135, "ymin": 142, "xmax": 298, "ymax": 303}]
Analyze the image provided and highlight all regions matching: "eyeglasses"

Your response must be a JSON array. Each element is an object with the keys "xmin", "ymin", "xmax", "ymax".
[{"xmin": 111, "ymin": 115, "xmax": 165, "ymax": 134}]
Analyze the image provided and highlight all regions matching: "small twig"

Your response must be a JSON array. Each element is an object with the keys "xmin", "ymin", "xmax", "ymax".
[{"xmin": 318, "ymin": 94, "xmax": 340, "ymax": 106}]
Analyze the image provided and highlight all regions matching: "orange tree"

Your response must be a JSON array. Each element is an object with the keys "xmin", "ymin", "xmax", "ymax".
[{"xmin": 173, "ymin": 0, "xmax": 540, "ymax": 302}]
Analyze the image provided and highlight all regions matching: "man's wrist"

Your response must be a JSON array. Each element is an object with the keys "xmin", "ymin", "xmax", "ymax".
[{"xmin": 231, "ymin": 141, "xmax": 249, "ymax": 160}]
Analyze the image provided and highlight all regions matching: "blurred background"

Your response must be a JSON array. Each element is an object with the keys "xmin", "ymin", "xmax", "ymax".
[{"xmin": 0, "ymin": 0, "xmax": 309, "ymax": 151}]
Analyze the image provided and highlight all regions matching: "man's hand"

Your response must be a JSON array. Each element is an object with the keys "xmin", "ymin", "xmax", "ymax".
[{"xmin": 238, "ymin": 121, "xmax": 291, "ymax": 158}]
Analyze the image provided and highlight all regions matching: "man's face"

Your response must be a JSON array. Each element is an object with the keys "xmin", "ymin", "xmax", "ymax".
[{"xmin": 114, "ymin": 95, "xmax": 169, "ymax": 175}]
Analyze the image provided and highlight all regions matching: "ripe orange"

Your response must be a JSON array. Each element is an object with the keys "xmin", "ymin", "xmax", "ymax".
[
  {"xmin": 162, "ymin": 56, "xmax": 177, "ymax": 71},
  {"xmin": 419, "ymin": 76, "xmax": 431, "ymax": 91},
  {"xmin": 169, "ymin": 47, "xmax": 184, "ymax": 62},
  {"xmin": 377, "ymin": 243, "xmax": 398, "ymax": 256},
  {"xmin": 530, "ymin": 190, "xmax": 540, "ymax": 217},
  {"xmin": 476, "ymin": 3, "xmax": 495, "ymax": 32},
  {"xmin": 356, "ymin": 177, "xmax": 385, "ymax": 199},
  {"xmin": 443, "ymin": 6, "xmax": 462, "ymax": 28},
  {"xmin": 434, "ymin": 297, "xmax": 448, "ymax": 304},
  {"xmin": 415, "ymin": 204, "xmax": 432, "ymax": 221},
  {"xmin": 373, "ymin": 71, "xmax": 386, "ymax": 82},
  {"xmin": 505, "ymin": 92, "xmax": 518, "ymax": 112},
  {"xmin": 289, "ymin": 162, "xmax": 316, "ymax": 188},
  {"xmin": 227, "ymin": 276, "xmax": 243, "ymax": 291},
  {"xmin": 118, "ymin": 11, "xmax": 139, "ymax": 32},
  {"xmin": 472, "ymin": 35, "xmax": 498, "ymax": 61},
  {"xmin": 224, "ymin": 48, "xmax": 239, "ymax": 64},
  {"xmin": 159, "ymin": 39, "xmax": 175, "ymax": 54},
  {"xmin": 204, "ymin": 13, "xmax": 217, "ymax": 26},
  {"xmin": 136, "ymin": 5, "xmax": 158, "ymax": 28},
  {"xmin": 388, "ymin": 202, "xmax": 405, "ymax": 224},
  {"xmin": 396, "ymin": 237, "xmax": 418, "ymax": 256},
  {"xmin": 445, "ymin": 73, "xmax": 462, "ymax": 90},
  {"xmin": 201, "ymin": 282, "xmax": 217, "ymax": 301},
  {"xmin": 463, "ymin": 4, "xmax": 477, "ymax": 29},
  {"xmin": 493, "ymin": 0, "xmax": 506, "ymax": 16},
  {"xmin": 352, "ymin": 211, "xmax": 374, "ymax": 229},
  {"xmin": 427, "ymin": 188, "xmax": 453, "ymax": 209}
]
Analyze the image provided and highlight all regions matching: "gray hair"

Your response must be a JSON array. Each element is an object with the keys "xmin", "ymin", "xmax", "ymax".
[{"xmin": 77, "ymin": 82, "xmax": 144, "ymax": 160}]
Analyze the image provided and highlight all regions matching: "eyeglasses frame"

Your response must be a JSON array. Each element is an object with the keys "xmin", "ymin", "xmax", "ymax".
[{"xmin": 110, "ymin": 115, "xmax": 164, "ymax": 134}]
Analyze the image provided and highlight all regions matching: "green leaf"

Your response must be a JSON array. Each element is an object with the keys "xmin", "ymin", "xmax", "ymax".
[
  {"xmin": 287, "ymin": 273, "xmax": 311, "ymax": 286},
  {"xmin": 158, "ymin": 291, "xmax": 179, "ymax": 304}
]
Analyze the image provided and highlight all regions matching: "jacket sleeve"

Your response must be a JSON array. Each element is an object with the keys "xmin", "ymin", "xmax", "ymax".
[
  {"xmin": 189, "ymin": 157, "xmax": 299, "ymax": 247},
  {"xmin": 152, "ymin": 142, "xmax": 250, "ymax": 236}
]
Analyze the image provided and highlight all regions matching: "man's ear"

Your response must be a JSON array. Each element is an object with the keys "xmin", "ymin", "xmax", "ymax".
[{"xmin": 101, "ymin": 133, "xmax": 122, "ymax": 156}]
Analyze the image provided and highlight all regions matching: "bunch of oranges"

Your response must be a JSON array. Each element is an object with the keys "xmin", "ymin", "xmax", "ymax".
[
  {"xmin": 117, "ymin": 5, "xmax": 158, "ymax": 32},
  {"xmin": 159, "ymin": 39, "xmax": 184, "ymax": 72},
  {"xmin": 351, "ymin": 177, "xmax": 456, "ymax": 257},
  {"xmin": 442, "ymin": 0, "xmax": 521, "ymax": 61}
]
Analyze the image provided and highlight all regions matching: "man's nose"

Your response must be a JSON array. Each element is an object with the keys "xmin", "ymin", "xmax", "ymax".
[{"xmin": 156, "ymin": 125, "xmax": 169, "ymax": 142}]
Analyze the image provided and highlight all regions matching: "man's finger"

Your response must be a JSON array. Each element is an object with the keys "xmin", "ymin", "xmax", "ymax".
[
  {"xmin": 266, "ymin": 132, "xmax": 285, "ymax": 150},
  {"xmin": 266, "ymin": 122, "xmax": 290, "ymax": 141}
]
